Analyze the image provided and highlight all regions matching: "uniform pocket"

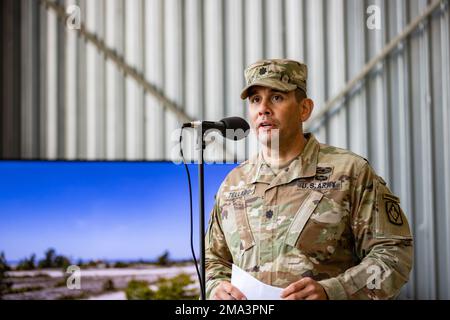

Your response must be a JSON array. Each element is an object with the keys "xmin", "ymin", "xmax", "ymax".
[
  {"xmin": 233, "ymin": 197, "xmax": 256, "ymax": 253},
  {"xmin": 284, "ymin": 190, "xmax": 324, "ymax": 247},
  {"xmin": 287, "ymin": 192, "xmax": 350, "ymax": 262},
  {"xmin": 221, "ymin": 196, "xmax": 255, "ymax": 258}
]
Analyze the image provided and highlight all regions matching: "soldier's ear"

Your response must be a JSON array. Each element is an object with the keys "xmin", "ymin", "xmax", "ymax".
[{"xmin": 300, "ymin": 98, "xmax": 314, "ymax": 122}]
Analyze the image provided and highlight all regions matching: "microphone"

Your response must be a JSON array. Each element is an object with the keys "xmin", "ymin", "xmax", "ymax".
[{"xmin": 182, "ymin": 117, "xmax": 250, "ymax": 141}]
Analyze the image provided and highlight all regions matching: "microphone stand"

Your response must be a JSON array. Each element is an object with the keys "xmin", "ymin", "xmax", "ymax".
[
  {"xmin": 196, "ymin": 125, "xmax": 206, "ymax": 300},
  {"xmin": 186, "ymin": 118, "xmax": 249, "ymax": 300}
]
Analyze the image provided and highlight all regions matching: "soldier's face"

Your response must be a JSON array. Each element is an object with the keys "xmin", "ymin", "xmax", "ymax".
[{"xmin": 247, "ymin": 86, "xmax": 303, "ymax": 147}]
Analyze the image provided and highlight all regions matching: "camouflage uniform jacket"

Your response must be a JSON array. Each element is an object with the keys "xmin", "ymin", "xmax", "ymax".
[{"xmin": 205, "ymin": 133, "xmax": 413, "ymax": 299}]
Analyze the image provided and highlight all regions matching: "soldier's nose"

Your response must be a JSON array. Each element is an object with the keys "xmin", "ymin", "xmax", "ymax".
[{"xmin": 258, "ymin": 103, "xmax": 272, "ymax": 116}]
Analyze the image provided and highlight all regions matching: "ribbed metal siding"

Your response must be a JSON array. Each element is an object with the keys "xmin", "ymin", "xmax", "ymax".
[{"xmin": 1, "ymin": 0, "xmax": 449, "ymax": 299}]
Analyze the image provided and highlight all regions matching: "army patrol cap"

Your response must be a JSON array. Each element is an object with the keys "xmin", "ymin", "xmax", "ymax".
[{"xmin": 240, "ymin": 59, "xmax": 308, "ymax": 100}]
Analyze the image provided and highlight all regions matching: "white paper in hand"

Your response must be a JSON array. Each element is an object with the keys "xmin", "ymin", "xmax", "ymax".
[{"xmin": 231, "ymin": 264, "xmax": 283, "ymax": 300}]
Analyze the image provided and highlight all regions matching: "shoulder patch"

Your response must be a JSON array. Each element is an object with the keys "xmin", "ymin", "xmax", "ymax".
[{"xmin": 384, "ymin": 194, "xmax": 403, "ymax": 226}]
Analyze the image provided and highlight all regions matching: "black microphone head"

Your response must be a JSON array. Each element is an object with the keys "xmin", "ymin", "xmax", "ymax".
[{"xmin": 220, "ymin": 117, "xmax": 250, "ymax": 141}]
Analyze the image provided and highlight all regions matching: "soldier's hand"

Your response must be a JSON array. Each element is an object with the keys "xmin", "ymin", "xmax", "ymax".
[
  {"xmin": 213, "ymin": 281, "xmax": 247, "ymax": 300},
  {"xmin": 281, "ymin": 277, "xmax": 328, "ymax": 300}
]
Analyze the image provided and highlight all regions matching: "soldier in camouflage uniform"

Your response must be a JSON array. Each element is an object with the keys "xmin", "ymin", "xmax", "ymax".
[{"xmin": 205, "ymin": 59, "xmax": 413, "ymax": 300}]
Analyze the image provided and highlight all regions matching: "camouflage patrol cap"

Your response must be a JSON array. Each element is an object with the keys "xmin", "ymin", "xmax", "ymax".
[{"xmin": 240, "ymin": 59, "xmax": 308, "ymax": 100}]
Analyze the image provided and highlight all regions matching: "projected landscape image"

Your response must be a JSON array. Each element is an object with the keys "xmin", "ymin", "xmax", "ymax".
[{"xmin": 0, "ymin": 161, "xmax": 236, "ymax": 300}]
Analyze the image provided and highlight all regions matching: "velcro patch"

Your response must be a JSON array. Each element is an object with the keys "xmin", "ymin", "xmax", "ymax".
[
  {"xmin": 224, "ymin": 185, "xmax": 255, "ymax": 200},
  {"xmin": 314, "ymin": 166, "xmax": 333, "ymax": 182},
  {"xmin": 384, "ymin": 194, "xmax": 403, "ymax": 226},
  {"xmin": 296, "ymin": 181, "xmax": 342, "ymax": 190},
  {"xmin": 316, "ymin": 166, "xmax": 333, "ymax": 175}
]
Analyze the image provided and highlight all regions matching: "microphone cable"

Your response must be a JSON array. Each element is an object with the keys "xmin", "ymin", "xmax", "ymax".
[{"xmin": 179, "ymin": 128, "xmax": 204, "ymax": 299}]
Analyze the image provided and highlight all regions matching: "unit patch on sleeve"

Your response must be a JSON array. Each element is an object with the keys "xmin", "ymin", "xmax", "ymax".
[{"xmin": 384, "ymin": 194, "xmax": 403, "ymax": 226}]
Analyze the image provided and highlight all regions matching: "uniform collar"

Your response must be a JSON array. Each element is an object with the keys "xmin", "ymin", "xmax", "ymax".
[{"xmin": 247, "ymin": 133, "xmax": 320, "ymax": 186}]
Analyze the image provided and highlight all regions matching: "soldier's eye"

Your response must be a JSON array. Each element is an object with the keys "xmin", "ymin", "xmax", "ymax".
[
  {"xmin": 251, "ymin": 96, "xmax": 261, "ymax": 104},
  {"xmin": 272, "ymin": 95, "xmax": 283, "ymax": 103}
]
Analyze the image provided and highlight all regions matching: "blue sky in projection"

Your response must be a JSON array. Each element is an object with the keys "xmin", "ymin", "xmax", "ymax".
[{"xmin": 0, "ymin": 161, "xmax": 236, "ymax": 262}]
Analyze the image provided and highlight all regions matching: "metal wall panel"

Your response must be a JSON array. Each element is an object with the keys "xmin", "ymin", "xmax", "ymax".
[
  {"xmin": 125, "ymin": 0, "xmax": 144, "ymax": 160},
  {"xmin": 410, "ymin": 0, "xmax": 437, "ymax": 299},
  {"xmin": 21, "ymin": 0, "xmax": 39, "ymax": 158},
  {"xmin": 306, "ymin": 0, "xmax": 327, "ymax": 143},
  {"xmin": 346, "ymin": 0, "xmax": 369, "ymax": 158},
  {"xmin": 1, "ymin": 0, "xmax": 22, "ymax": 158},
  {"xmin": 326, "ymin": 0, "xmax": 347, "ymax": 149},
  {"xmin": 225, "ymin": 0, "xmax": 246, "ymax": 162},
  {"xmin": 184, "ymin": 0, "xmax": 203, "ymax": 161},
  {"xmin": 105, "ymin": 0, "xmax": 125, "ymax": 160},
  {"xmin": 2, "ymin": 0, "xmax": 449, "ymax": 299},
  {"xmin": 164, "ymin": 0, "xmax": 183, "ymax": 161},
  {"xmin": 386, "ymin": 0, "xmax": 417, "ymax": 298},
  {"xmin": 64, "ymin": 0, "xmax": 78, "ymax": 160}
]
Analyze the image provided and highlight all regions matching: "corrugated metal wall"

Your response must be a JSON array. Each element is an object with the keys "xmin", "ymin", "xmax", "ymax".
[{"xmin": 1, "ymin": 0, "xmax": 449, "ymax": 299}]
